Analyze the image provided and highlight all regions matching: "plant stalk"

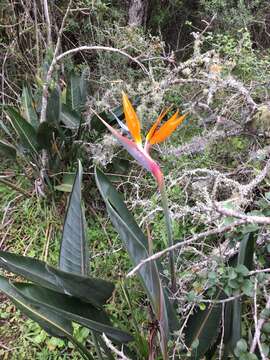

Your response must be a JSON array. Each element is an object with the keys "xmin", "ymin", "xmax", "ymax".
[{"xmin": 159, "ymin": 182, "xmax": 176, "ymax": 292}]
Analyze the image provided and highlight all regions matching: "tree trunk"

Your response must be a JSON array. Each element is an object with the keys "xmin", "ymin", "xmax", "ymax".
[{"xmin": 128, "ymin": 0, "xmax": 149, "ymax": 27}]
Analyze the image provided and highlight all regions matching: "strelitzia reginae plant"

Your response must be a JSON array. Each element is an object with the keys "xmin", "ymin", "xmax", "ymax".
[{"xmin": 96, "ymin": 92, "xmax": 187, "ymax": 292}]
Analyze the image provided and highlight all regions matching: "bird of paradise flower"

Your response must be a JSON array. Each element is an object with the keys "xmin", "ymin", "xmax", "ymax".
[{"xmin": 95, "ymin": 92, "xmax": 187, "ymax": 291}]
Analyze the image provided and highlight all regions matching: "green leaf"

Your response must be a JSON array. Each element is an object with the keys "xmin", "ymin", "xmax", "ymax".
[
  {"xmin": 0, "ymin": 140, "xmax": 17, "ymax": 159},
  {"xmin": 0, "ymin": 276, "xmax": 93, "ymax": 360},
  {"xmin": 95, "ymin": 168, "xmax": 169, "ymax": 352},
  {"xmin": 232, "ymin": 233, "xmax": 255, "ymax": 346},
  {"xmin": 91, "ymin": 97, "xmax": 140, "ymax": 132},
  {"xmin": 54, "ymin": 172, "xmax": 75, "ymax": 193},
  {"xmin": 224, "ymin": 232, "xmax": 256, "ymax": 356},
  {"xmin": 14, "ymin": 283, "xmax": 133, "ymax": 343},
  {"xmin": 79, "ymin": 68, "xmax": 89, "ymax": 106},
  {"xmin": 91, "ymin": 104, "xmax": 124, "ymax": 132},
  {"xmin": 238, "ymin": 232, "xmax": 255, "ymax": 271},
  {"xmin": 261, "ymin": 343, "xmax": 269, "ymax": 357},
  {"xmin": 60, "ymin": 104, "xmax": 81, "ymax": 129},
  {"xmin": 46, "ymin": 86, "xmax": 61, "ymax": 125},
  {"xmin": 184, "ymin": 289, "xmax": 225, "ymax": 359},
  {"xmin": 0, "ymin": 251, "xmax": 114, "ymax": 307},
  {"xmin": 21, "ymin": 86, "xmax": 39, "ymax": 128},
  {"xmin": 66, "ymin": 72, "xmax": 88, "ymax": 111},
  {"xmin": 0, "ymin": 275, "xmax": 71, "ymax": 338},
  {"xmin": 59, "ymin": 160, "xmax": 89, "ymax": 276},
  {"xmin": 242, "ymin": 279, "xmax": 253, "ymax": 297},
  {"xmin": 4, "ymin": 106, "xmax": 39, "ymax": 155},
  {"xmin": 236, "ymin": 339, "xmax": 247, "ymax": 352}
]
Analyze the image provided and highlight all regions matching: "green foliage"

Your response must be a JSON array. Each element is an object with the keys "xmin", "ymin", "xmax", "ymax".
[
  {"xmin": 204, "ymin": 28, "xmax": 270, "ymax": 80},
  {"xmin": 0, "ymin": 161, "xmax": 132, "ymax": 359},
  {"xmin": 1, "ymin": 68, "xmax": 126, "ymax": 194},
  {"xmin": 200, "ymin": 0, "xmax": 269, "ymax": 31},
  {"xmin": 59, "ymin": 161, "xmax": 89, "ymax": 275},
  {"xmin": 183, "ymin": 232, "xmax": 256, "ymax": 358}
]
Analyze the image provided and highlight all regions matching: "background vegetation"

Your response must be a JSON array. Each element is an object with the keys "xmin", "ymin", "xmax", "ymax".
[{"xmin": 1, "ymin": 0, "xmax": 270, "ymax": 359}]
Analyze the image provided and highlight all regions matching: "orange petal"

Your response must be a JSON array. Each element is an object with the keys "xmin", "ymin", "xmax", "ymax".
[
  {"xmin": 122, "ymin": 92, "xmax": 142, "ymax": 145},
  {"xmin": 146, "ymin": 107, "xmax": 171, "ymax": 142},
  {"xmin": 149, "ymin": 112, "xmax": 187, "ymax": 145}
]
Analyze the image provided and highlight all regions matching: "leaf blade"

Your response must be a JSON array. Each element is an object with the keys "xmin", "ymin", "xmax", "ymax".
[
  {"xmin": 4, "ymin": 106, "xmax": 39, "ymax": 155},
  {"xmin": 14, "ymin": 283, "xmax": 133, "ymax": 343},
  {"xmin": 184, "ymin": 289, "xmax": 225, "ymax": 359},
  {"xmin": 0, "ymin": 276, "xmax": 94, "ymax": 360},
  {"xmin": 95, "ymin": 168, "xmax": 170, "ymax": 346},
  {"xmin": 21, "ymin": 86, "xmax": 39, "ymax": 128},
  {"xmin": 60, "ymin": 104, "xmax": 81, "ymax": 130},
  {"xmin": 59, "ymin": 160, "xmax": 89, "ymax": 276},
  {"xmin": 0, "ymin": 250, "xmax": 114, "ymax": 307}
]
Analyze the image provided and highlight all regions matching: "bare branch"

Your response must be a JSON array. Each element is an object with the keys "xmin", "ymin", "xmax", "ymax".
[
  {"xmin": 43, "ymin": 0, "xmax": 52, "ymax": 47},
  {"xmin": 56, "ymin": 46, "xmax": 149, "ymax": 75},
  {"xmin": 250, "ymin": 284, "xmax": 270, "ymax": 356},
  {"xmin": 214, "ymin": 202, "xmax": 270, "ymax": 225},
  {"xmin": 127, "ymin": 220, "xmax": 246, "ymax": 277},
  {"xmin": 102, "ymin": 334, "xmax": 131, "ymax": 360}
]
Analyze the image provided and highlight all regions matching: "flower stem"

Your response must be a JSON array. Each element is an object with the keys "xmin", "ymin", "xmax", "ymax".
[{"xmin": 159, "ymin": 180, "xmax": 176, "ymax": 292}]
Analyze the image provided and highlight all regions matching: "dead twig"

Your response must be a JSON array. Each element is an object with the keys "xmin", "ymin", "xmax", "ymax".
[
  {"xmin": 102, "ymin": 334, "xmax": 131, "ymax": 360},
  {"xmin": 127, "ymin": 219, "xmax": 246, "ymax": 277}
]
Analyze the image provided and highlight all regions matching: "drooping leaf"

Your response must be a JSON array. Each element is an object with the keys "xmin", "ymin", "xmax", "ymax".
[
  {"xmin": 0, "ymin": 275, "xmax": 71, "ymax": 337},
  {"xmin": 59, "ymin": 160, "xmax": 89, "ymax": 276},
  {"xmin": 60, "ymin": 104, "xmax": 81, "ymax": 129},
  {"xmin": 46, "ymin": 86, "xmax": 61, "ymax": 125},
  {"xmin": 4, "ymin": 106, "xmax": 39, "ymax": 155},
  {"xmin": 21, "ymin": 86, "xmax": 39, "ymax": 128},
  {"xmin": 14, "ymin": 283, "xmax": 133, "ymax": 343},
  {"xmin": 0, "ymin": 140, "xmax": 17, "ymax": 159},
  {"xmin": 184, "ymin": 289, "xmax": 225, "ymax": 359},
  {"xmin": 0, "ymin": 276, "xmax": 94, "ymax": 360},
  {"xmin": 0, "ymin": 251, "xmax": 114, "ymax": 307},
  {"xmin": 95, "ymin": 168, "xmax": 169, "ymax": 351}
]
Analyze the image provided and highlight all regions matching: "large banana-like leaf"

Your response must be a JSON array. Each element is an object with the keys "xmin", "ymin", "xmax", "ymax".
[
  {"xmin": 0, "ymin": 140, "xmax": 17, "ymax": 159},
  {"xmin": 4, "ymin": 106, "xmax": 39, "ymax": 155},
  {"xmin": 224, "ymin": 232, "xmax": 255, "ymax": 355},
  {"xmin": 59, "ymin": 160, "xmax": 89, "ymax": 275},
  {"xmin": 184, "ymin": 289, "xmax": 225, "ymax": 359},
  {"xmin": 95, "ymin": 168, "xmax": 169, "ymax": 350},
  {"xmin": 21, "ymin": 86, "xmax": 39, "ymax": 129},
  {"xmin": 0, "ymin": 276, "xmax": 94, "ymax": 360},
  {"xmin": 60, "ymin": 161, "xmax": 115, "ymax": 358},
  {"xmin": 0, "ymin": 250, "xmax": 114, "ymax": 307},
  {"xmin": 14, "ymin": 283, "xmax": 133, "ymax": 343}
]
